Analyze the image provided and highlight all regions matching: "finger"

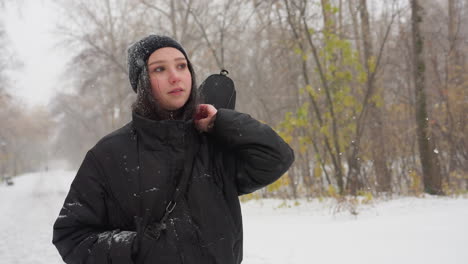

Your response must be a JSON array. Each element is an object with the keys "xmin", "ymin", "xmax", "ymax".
[
  {"xmin": 195, "ymin": 117, "xmax": 211, "ymax": 132},
  {"xmin": 204, "ymin": 105, "xmax": 217, "ymax": 118},
  {"xmin": 195, "ymin": 105, "xmax": 209, "ymax": 120}
]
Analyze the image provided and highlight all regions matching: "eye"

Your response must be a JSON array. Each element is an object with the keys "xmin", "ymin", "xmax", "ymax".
[
  {"xmin": 177, "ymin": 63, "xmax": 187, "ymax": 70},
  {"xmin": 153, "ymin": 66, "xmax": 165, "ymax": 73}
]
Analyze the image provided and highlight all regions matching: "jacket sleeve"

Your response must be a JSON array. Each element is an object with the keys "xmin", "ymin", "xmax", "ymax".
[
  {"xmin": 52, "ymin": 151, "xmax": 136, "ymax": 264},
  {"xmin": 212, "ymin": 109, "xmax": 295, "ymax": 195}
]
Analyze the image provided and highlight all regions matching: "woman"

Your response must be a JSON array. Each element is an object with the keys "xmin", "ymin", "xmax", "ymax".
[{"xmin": 53, "ymin": 35, "xmax": 294, "ymax": 264}]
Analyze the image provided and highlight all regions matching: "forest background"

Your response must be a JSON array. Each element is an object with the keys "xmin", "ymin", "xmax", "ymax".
[{"xmin": 0, "ymin": 0, "xmax": 467, "ymax": 201}]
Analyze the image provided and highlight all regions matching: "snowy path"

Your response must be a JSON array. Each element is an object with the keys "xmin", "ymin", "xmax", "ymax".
[
  {"xmin": 1, "ymin": 171, "xmax": 467, "ymax": 264},
  {"xmin": 0, "ymin": 171, "xmax": 75, "ymax": 264}
]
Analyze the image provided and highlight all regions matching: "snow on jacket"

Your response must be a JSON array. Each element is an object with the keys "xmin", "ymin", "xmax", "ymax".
[{"xmin": 53, "ymin": 109, "xmax": 294, "ymax": 264}]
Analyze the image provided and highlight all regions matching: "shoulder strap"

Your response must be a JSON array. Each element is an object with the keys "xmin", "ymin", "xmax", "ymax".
[
  {"xmin": 136, "ymin": 127, "xmax": 201, "ymax": 263},
  {"xmin": 159, "ymin": 129, "xmax": 200, "ymax": 224}
]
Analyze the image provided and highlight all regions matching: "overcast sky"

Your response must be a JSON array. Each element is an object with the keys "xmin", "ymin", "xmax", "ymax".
[{"xmin": 4, "ymin": 0, "xmax": 65, "ymax": 107}]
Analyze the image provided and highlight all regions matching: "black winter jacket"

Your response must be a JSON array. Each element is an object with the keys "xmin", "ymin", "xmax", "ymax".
[{"xmin": 53, "ymin": 109, "xmax": 294, "ymax": 264}]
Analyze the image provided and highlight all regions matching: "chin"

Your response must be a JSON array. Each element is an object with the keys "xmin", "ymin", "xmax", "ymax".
[
  {"xmin": 174, "ymin": 100, "xmax": 190, "ymax": 109},
  {"xmin": 167, "ymin": 103, "xmax": 185, "ymax": 111}
]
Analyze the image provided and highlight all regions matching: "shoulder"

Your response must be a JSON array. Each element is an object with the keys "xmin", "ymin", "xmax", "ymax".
[{"xmin": 91, "ymin": 122, "xmax": 135, "ymax": 154}]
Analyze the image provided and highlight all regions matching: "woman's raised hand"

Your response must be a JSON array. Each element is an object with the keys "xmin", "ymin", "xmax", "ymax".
[{"xmin": 194, "ymin": 104, "xmax": 217, "ymax": 132}]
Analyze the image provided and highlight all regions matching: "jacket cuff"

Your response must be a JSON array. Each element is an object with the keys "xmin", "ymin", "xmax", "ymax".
[
  {"xmin": 211, "ymin": 109, "xmax": 241, "ymax": 146},
  {"xmin": 109, "ymin": 231, "xmax": 137, "ymax": 262}
]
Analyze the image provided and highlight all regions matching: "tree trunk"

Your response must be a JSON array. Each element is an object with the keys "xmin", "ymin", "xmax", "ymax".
[
  {"xmin": 319, "ymin": 0, "xmax": 345, "ymax": 194},
  {"xmin": 359, "ymin": 0, "xmax": 391, "ymax": 194},
  {"xmin": 410, "ymin": 0, "xmax": 443, "ymax": 195},
  {"xmin": 348, "ymin": 0, "xmax": 362, "ymax": 62}
]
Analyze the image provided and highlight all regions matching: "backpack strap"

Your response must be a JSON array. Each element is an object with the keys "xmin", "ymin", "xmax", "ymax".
[{"xmin": 145, "ymin": 126, "xmax": 200, "ymax": 236}]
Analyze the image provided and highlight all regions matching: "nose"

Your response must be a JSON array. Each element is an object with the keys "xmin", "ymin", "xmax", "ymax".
[{"xmin": 168, "ymin": 69, "xmax": 181, "ymax": 85}]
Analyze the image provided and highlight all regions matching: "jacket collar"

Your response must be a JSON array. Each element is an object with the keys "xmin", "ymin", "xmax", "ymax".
[{"xmin": 132, "ymin": 112, "xmax": 196, "ymax": 150}]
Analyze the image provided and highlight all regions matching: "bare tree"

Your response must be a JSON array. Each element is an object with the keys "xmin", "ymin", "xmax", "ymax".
[
  {"xmin": 410, "ymin": 0, "xmax": 443, "ymax": 194},
  {"xmin": 359, "ymin": 0, "xmax": 391, "ymax": 194}
]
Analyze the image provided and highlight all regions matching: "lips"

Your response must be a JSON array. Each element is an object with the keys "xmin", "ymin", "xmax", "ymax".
[{"xmin": 169, "ymin": 88, "xmax": 184, "ymax": 94}]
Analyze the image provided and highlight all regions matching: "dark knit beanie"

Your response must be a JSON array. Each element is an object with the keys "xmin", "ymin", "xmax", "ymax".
[{"xmin": 127, "ymin": 35, "xmax": 191, "ymax": 93}]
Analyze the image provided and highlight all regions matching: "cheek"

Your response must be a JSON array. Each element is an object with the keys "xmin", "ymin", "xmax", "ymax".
[
  {"xmin": 184, "ymin": 72, "xmax": 192, "ymax": 89},
  {"xmin": 150, "ymin": 77, "xmax": 161, "ymax": 96}
]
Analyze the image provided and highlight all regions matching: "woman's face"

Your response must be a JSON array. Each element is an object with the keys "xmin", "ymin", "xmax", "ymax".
[{"xmin": 147, "ymin": 47, "xmax": 192, "ymax": 111}]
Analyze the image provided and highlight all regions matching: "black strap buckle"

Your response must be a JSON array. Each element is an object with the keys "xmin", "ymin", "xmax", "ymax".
[{"xmin": 166, "ymin": 201, "xmax": 176, "ymax": 214}]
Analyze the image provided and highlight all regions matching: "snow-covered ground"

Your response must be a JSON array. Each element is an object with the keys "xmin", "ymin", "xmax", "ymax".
[{"xmin": 1, "ymin": 171, "xmax": 467, "ymax": 264}]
